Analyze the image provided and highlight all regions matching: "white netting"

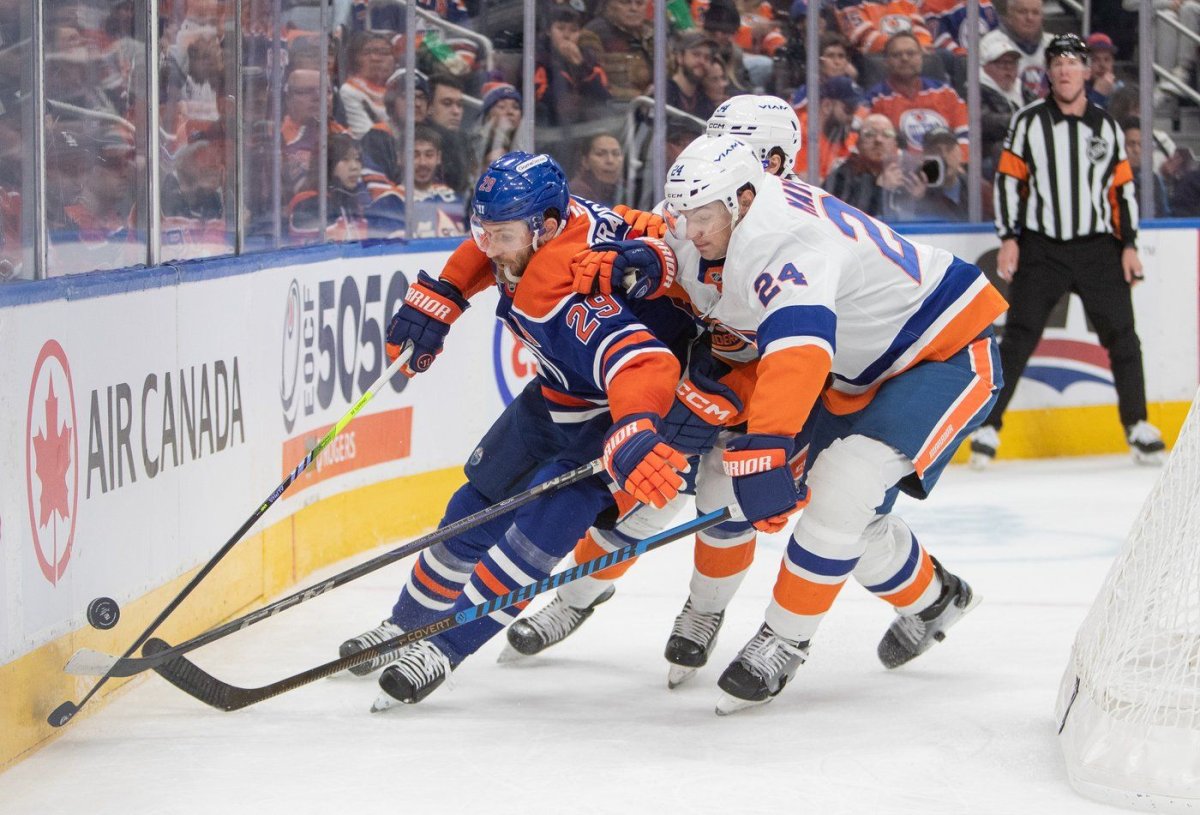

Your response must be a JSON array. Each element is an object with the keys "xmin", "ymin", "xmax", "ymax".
[{"xmin": 1056, "ymin": 389, "xmax": 1200, "ymax": 811}]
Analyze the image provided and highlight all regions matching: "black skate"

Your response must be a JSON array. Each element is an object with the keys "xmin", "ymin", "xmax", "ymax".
[
  {"xmin": 968, "ymin": 426, "xmax": 999, "ymax": 470},
  {"xmin": 497, "ymin": 585, "xmax": 616, "ymax": 662},
  {"xmin": 340, "ymin": 619, "xmax": 405, "ymax": 676},
  {"xmin": 877, "ymin": 558, "xmax": 980, "ymax": 669},
  {"xmin": 664, "ymin": 600, "xmax": 725, "ymax": 689},
  {"xmin": 715, "ymin": 623, "xmax": 809, "ymax": 716},
  {"xmin": 370, "ymin": 640, "xmax": 454, "ymax": 711}
]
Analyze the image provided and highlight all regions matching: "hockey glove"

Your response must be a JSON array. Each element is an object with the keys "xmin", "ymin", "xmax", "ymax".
[
  {"xmin": 386, "ymin": 271, "xmax": 469, "ymax": 376},
  {"xmin": 570, "ymin": 237, "xmax": 677, "ymax": 300},
  {"xmin": 614, "ymin": 204, "xmax": 666, "ymax": 239},
  {"xmin": 661, "ymin": 345, "xmax": 744, "ymax": 455},
  {"xmin": 723, "ymin": 433, "xmax": 810, "ymax": 533},
  {"xmin": 603, "ymin": 413, "xmax": 690, "ymax": 509}
]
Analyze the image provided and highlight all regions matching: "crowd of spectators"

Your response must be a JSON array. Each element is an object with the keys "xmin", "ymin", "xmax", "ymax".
[{"xmin": 2, "ymin": 0, "xmax": 1197, "ymax": 279}]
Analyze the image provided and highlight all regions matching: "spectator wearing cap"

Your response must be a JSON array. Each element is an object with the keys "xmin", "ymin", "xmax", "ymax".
[
  {"xmin": 795, "ymin": 75, "xmax": 862, "ymax": 183},
  {"xmin": 478, "ymin": 81, "xmax": 524, "ymax": 170},
  {"xmin": 666, "ymin": 31, "xmax": 720, "ymax": 120},
  {"xmin": 55, "ymin": 126, "xmax": 142, "ymax": 275},
  {"xmin": 1084, "ymin": 32, "xmax": 1124, "ymax": 108},
  {"xmin": 534, "ymin": 6, "xmax": 611, "ymax": 127},
  {"xmin": 702, "ymin": 0, "xmax": 755, "ymax": 93},
  {"xmin": 340, "ymin": 31, "xmax": 396, "ymax": 138},
  {"xmin": 360, "ymin": 69, "xmax": 429, "ymax": 187},
  {"xmin": 569, "ymin": 133, "xmax": 624, "ymax": 206},
  {"xmin": 979, "ymin": 30, "xmax": 1035, "ymax": 177},
  {"xmin": 892, "ymin": 126, "xmax": 992, "ymax": 222},
  {"xmin": 580, "ymin": 0, "xmax": 654, "ymax": 102},
  {"xmin": 865, "ymin": 32, "xmax": 969, "ymax": 158},
  {"xmin": 997, "ymin": 0, "xmax": 1053, "ymax": 98}
]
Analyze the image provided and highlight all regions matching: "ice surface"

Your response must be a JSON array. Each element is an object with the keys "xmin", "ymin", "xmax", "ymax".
[{"xmin": 0, "ymin": 456, "xmax": 1162, "ymax": 814}]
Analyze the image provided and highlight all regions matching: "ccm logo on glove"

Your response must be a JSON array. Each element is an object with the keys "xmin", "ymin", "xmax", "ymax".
[{"xmin": 676, "ymin": 380, "xmax": 738, "ymax": 424}]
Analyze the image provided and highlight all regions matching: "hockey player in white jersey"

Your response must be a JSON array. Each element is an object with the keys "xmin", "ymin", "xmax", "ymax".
[
  {"xmin": 502, "ymin": 97, "xmax": 803, "ymax": 688},
  {"xmin": 656, "ymin": 135, "xmax": 1008, "ymax": 714}
]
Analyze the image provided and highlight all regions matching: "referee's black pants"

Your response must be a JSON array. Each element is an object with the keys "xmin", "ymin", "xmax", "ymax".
[{"xmin": 983, "ymin": 231, "xmax": 1147, "ymax": 432}]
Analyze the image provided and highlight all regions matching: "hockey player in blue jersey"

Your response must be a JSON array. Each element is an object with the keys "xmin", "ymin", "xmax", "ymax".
[{"xmin": 338, "ymin": 152, "xmax": 707, "ymax": 709}]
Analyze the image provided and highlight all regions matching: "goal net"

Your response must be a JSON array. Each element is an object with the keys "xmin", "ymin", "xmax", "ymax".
[{"xmin": 1056, "ymin": 391, "xmax": 1200, "ymax": 811}]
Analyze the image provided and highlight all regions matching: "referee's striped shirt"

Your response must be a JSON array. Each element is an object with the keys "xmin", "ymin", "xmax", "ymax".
[{"xmin": 994, "ymin": 99, "xmax": 1138, "ymax": 247}]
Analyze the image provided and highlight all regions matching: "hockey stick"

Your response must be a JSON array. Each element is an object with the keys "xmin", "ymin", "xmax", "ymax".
[
  {"xmin": 147, "ymin": 506, "xmax": 732, "ymax": 712},
  {"xmin": 64, "ymin": 458, "xmax": 605, "ymax": 678},
  {"xmin": 47, "ymin": 349, "xmax": 413, "ymax": 728}
]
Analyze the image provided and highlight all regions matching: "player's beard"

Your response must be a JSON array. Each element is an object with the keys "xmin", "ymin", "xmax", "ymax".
[{"xmin": 495, "ymin": 244, "xmax": 536, "ymax": 286}]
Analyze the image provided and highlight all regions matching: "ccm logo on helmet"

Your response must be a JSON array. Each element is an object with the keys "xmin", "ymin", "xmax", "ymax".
[{"xmin": 516, "ymin": 155, "xmax": 550, "ymax": 173}]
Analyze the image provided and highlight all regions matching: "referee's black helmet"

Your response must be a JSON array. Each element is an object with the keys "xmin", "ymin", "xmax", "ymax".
[{"xmin": 1045, "ymin": 33, "xmax": 1091, "ymax": 64}]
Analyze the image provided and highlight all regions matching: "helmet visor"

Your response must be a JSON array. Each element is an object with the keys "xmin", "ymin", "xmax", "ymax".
[{"xmin": 470, "ymin": 214, "xmax": 536, "ymax": 256}]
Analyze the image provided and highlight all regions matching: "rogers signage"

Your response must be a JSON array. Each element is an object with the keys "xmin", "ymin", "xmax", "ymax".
[{"xmin": 26, "ymin": 340, "xmax": 80, "ymax": 585}]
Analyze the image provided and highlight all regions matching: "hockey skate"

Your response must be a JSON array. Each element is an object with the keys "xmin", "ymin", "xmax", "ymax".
[
  {"xmin": 339, "ymin": 619, "xmax": 405, "ymax": 676},
  {"xmin": 715, "ymin": 623, "xmax": 809, "ymax": 716},
  {"xmin": 664, "ymin": 600, "xmax": 724, "ymax": 689},
  {"xmin": 877, "ymin": 558, "xmax": 980, "ymax": 669},
  {"xmin": 370, "ymin": 640, "xmax": 455, "ymax": 711},
  {"xmin": 497, "ymin": 585, "xmax": 616, "ymax": 663},
  {"xmin": 1126, "ymin": 421, "xmax": 1166, "ymax": 465},
  {"xmin": 968, "ymin": 426, "xmax": 999, "ymax": 470}
]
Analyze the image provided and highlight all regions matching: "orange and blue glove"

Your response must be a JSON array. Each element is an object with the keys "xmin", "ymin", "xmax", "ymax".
[
  {"xmin": 570, "ymin": 237, "xmax": 677, "ymax": 300},
  {"xmin": 386, "ymin": 271, "xmax": 469, "ymax": 376},
  {"xmin": 723, "ymin": 433, "xmax": 810, "ymax": 533},
  {"xmin": 614, "ymin": 204, "xmax": 666, "ymax": 239},
  {"xmin": 603, "ymin": 413, "xmax": 690, "ymax": 509}
]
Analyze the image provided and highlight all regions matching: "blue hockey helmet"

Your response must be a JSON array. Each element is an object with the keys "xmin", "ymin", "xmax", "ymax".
[{"xmin": 471, "ymin": 152, "xmax": 570, "ymax": 250}]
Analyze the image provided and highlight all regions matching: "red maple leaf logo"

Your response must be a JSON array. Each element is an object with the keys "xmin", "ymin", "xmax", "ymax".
[{"xmin": 31, "ymin": 377, "xmax": 72, "ymax": 528}]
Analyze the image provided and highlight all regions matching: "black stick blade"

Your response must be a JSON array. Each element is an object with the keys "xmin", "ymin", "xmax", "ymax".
[{"xmin": 146, "ymin": 638, "xmax": 239, "ymax": 711}]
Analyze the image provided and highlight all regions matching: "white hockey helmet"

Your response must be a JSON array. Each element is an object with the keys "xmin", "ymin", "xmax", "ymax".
[
  {"xmin": 706, "ymin": 94, "xmax": 801, "ymax": 172},
  {"xmin": 663, "ymin": 134, "xmax": 763, "ymax": 238}
]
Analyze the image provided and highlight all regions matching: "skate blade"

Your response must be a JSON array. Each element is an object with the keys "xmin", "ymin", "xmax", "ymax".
[
  {"xmin": 715, "ymin": 693, "xmax": 771, "ymax": 716},
  {"xmin": 1132, "ymin": 450, "xmax": 1165, "ymax": 466},
  {"xmin": 967, "ymin": 453, "xmax": 992, "ymax": 471},
  {"xmin": 496, "ymin": 643, "xmax": 530, "ymax": 664},
  {"xmin": 369, "ymin": 692, "xmax": 399, "ymax": 713},
  {"xmin": 667, "ymin": 665, "xmax": 697, "ymax": 689}
]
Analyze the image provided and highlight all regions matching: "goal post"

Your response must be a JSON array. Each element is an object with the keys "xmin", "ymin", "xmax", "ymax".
[{"xmin": 1056, "ymin": 390, "xmax": 1200, "ymax": 811}]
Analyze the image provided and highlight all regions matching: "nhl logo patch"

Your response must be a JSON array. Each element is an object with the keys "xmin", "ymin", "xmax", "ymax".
[{"xmin": 1087, "ymin": 137, "xmax": 1111, "ymax": 164}]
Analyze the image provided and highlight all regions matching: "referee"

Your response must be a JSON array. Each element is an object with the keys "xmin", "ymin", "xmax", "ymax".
[{"xmin": 969, "ymin": 33, "xmax": 1166, "ymax": 467}]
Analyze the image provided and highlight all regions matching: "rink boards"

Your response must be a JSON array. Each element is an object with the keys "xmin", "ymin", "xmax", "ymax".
[{"xmin": 0, "ymin": 223, "xmax": 1197, "ymax": 768}]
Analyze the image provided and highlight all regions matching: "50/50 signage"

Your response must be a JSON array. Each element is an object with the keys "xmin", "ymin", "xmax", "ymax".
[{"xmin": 280, "ymin": 269, "xmax": 411, "ymax": 432}]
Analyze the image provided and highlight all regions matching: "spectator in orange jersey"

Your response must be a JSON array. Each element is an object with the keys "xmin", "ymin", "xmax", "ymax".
[
  {"xmin": 534, "ymin": 6, "xmax": 612, "ymax": 127},
  {"xmin": 340, "ymin": 31, "xmax": 395, "ymax": 138},
  {"xmin": 795, "ymin": 76, "xmax": 861, "ymax": 183},
  {"xmin": 864, "ymin": 32, "xmax": 968, "ymax": 157},
  {"xmin": 834, "ymin": 0, "xmax": 933, "ymax": 55}
]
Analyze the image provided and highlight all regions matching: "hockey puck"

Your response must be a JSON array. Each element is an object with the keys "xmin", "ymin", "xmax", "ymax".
[{"xmin": 86, "ymin": 597, "xmax": 120, "ymax": 630}]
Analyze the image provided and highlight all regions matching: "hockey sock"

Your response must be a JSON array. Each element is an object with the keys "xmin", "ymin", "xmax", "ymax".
[
  {"xmin": 557, "ymin": 529, "xmax": 638, "ymax": 608},
  {"xmin": 390, "ymin": 482, "xmax": 510, "ymax": 628},
  {"xmin": 688, "ymin": 518, "xmax": 756, "ymax": 614},
  {"xmin": 853, "ymin": 515, "xmax": 943, "ymax": 615}
]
